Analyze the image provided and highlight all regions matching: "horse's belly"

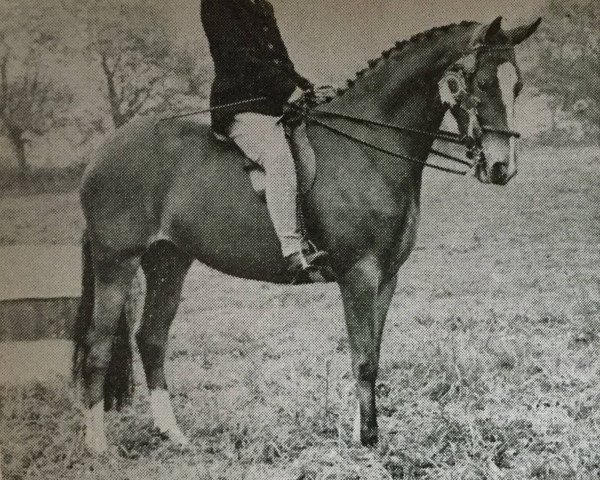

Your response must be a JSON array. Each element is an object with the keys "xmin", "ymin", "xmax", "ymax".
[{"xmin": 164, "ymin": 154, "xmax": 290, "ymax": 283}]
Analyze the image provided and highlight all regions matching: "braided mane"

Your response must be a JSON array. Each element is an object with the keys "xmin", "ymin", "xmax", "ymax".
[{"xmin": 333, "ymin": 21, "xmax": 478, "ymax": 97}]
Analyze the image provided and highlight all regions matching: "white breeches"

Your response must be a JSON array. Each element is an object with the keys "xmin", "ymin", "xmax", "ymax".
[{"xmin": 229, "ymin": 112, "xmax": 302, "ymax": 257}]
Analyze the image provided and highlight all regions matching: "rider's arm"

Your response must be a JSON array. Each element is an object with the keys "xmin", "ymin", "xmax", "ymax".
[{"xmin": 264, "ymin": 4, "xmax": 313, "ymax": 91}]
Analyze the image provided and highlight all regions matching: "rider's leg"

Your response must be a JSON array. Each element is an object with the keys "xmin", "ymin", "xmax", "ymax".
[{"xmin": 229, "ymin": 113, "xmax": 303, "ymax": 258}]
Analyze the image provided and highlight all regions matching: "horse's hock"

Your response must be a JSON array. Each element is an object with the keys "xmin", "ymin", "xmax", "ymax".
[{"xmin": 0, "ymin": 245, "xmax": 144, "ymax": 342}]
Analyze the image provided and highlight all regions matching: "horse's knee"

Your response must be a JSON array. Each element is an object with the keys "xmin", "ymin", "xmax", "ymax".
[
  {"xmin": 355, "ymin": 361, "xmax": 378, "ymax": 382},
  {"xmin": 136, "ymin": 330, "xmax": 166, "ymax": 365},
  {"xmin": 340, "ymin": 255, "xmax": 381, "ymax": 303},
  {"xmin": 136, "ymin": 330, "xmax": 164, "ymax": 358},
  {"xmin": 85, "ymin": 336, "xmax": 113, "ymax": 371}
]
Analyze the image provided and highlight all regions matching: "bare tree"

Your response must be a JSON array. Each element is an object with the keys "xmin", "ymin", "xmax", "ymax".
[
  {"xmin": 0, "ymin": 0, "xmax": 73, "ymax": 174},
  {"xmin": 66, "ymin": 0, "xmax": 206, "ymax": 128}
]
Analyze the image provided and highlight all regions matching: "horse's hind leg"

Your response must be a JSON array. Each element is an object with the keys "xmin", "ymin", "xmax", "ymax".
[
  {"xmin": 83, "ymin": 249, "xmax": 141, "ymax": 453},
  {"xmin": 136, "ymin": 241, "xmax": 192, "ymax": 445}
]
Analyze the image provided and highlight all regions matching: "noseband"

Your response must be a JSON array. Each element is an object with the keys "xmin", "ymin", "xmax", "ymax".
[{"xmin": 305, "ymin": 45, "xmax": 521, "ymax": 176}]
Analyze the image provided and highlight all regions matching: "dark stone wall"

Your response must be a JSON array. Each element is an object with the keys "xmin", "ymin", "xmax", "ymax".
[{"xmin": 0, "ymin": 297, "xmax": 79, "ymax": 341}]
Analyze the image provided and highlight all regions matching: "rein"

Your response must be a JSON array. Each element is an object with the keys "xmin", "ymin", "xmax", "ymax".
[
  {"xmin": 306, "ymin": 113, "xmax": 470, "ymax": 175},
  {"xmin": 306, "ymin": 110, "xmax": 474, "ymax": 175},
  {"xmin": 309, "ymin": 117, "xmax": 469, "ymax": 175},
  {"xmin": 156, "ymin": 97, "xmax": 268, "ymax": 123},
  {"xmin": 302, "ymin": 44, "xmax": 522, "ymax": 176},
  {"xmin": 305, "ymin": 109, "xmax": 519, "ymax": 176}
]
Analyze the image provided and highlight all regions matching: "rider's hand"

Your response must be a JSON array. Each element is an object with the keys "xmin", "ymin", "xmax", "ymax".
[{"xmin": 287, "ymin": 86, "xmax": 305, "ymax": 104}]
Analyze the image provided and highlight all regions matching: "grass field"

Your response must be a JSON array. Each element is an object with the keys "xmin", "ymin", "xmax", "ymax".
[{"xmin": 1, "ymin": 146, "xmax": 599, "ymax": 479}]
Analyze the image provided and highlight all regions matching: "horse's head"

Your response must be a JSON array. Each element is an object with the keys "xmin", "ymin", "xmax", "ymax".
[{"xmin": 438, "ymin": 17, "xmax": 541, "ymax": 185}]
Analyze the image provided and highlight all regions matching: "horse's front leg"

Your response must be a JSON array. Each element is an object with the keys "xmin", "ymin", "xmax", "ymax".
[{"xmin": 339, "ymin": 256, "xmax": 395, "ymax": 446}]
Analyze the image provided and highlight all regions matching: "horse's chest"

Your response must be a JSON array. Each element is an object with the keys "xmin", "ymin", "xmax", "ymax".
[{"xmin": 387, "ymin": 202, "xmax": 420, "ymax": 273}]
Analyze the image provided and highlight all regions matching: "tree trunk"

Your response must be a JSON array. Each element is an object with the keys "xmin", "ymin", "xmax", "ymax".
[
  {"xmin": 15, "ymin": 139, "xmax": 27, "ymax": 177},
  {"xmin": 100, "ymin": 55, "xmax": 127, "ymax": 129},
  {"xmin": 6, "ymin": 124, "xmax": 28, "ymax": 177},
  {"xmin": 107, "ymin": 86, "xmax": 127, "ymax": 128}
]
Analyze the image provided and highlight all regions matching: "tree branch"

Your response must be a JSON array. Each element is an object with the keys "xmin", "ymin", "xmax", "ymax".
[{"xmin": 100, "ymin": 53, "xmax": 115, "ymax": 81}]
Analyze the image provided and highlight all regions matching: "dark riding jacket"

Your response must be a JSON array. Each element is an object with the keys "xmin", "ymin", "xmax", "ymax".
[{"xmin": 201, "ymin": 0, "xmax": 312, "ymax": 134}]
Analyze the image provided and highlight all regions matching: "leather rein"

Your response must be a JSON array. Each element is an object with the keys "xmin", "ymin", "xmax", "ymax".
[
  {"xmin": 157, "ymin": 46, "xmax": 521, "ymax": 177},
  {"xmin": 306, "ymin": 111, "xmax": 473, "ymax": 175},
  {"xmin": 303, "ymin": 45, "xmax": 521, "ymax": 176}
]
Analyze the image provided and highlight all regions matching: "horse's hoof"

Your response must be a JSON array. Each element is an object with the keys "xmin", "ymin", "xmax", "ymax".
[
  {"xmin": 171, "ymin": 433, "xmax": 191, "ymax": 449},
  {"xmin": 361, "ymin": 433, "xmax": 378, "ymax": 447},
  {"xmin": 361, "ymin": 425, "xmax": 378, "ymax": 447},
  {"xmin": 351, "ymin": 426, "xmax": 378, "ymax": 447},
  {"xmin": 157, "ymin": 427, "xmax": 190, "ymax": 449},
  {"xmin": 85, "ymin": 433, "xmax": 109, "ymax": 455}
]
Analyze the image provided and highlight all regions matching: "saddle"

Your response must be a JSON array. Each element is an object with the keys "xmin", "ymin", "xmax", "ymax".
[{"xmin": 162, "ymin": 113, "xmax": 334, "ymax": 283}]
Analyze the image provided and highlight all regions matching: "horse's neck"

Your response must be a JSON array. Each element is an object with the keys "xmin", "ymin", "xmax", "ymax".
[
  {"xmin": 310, "ymin": 68, "xmax": 449, "ymax": 190},
  {"xmin": 323, "ymin": 25, "xmax": 473, "ymax": 115},
  {"xmin": 310, "ymin": 27, "xmax": 473, "ymax": 190}
]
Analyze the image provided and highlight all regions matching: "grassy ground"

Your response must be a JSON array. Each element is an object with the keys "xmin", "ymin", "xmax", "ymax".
[{"xmin": 1, "ymin": 146, "xmax": 599, "ymax": 479}]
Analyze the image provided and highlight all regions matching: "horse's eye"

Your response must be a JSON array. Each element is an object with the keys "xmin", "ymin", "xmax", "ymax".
[
  {"xmin": 477, "ymin": 78, "xmax": 492, "ymax": 90},
  {"xmin": 447, "ymin": 78, "xmax": 460, "ymax": 94}
]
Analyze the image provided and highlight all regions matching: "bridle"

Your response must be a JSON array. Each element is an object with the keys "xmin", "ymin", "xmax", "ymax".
[
  {"xmin": 156, "ymin": 46, "xmax": 521, "ymax": 176},
  {"xmin": 304, "ymin": 45, "xmax": 521, "ymax": 176}
]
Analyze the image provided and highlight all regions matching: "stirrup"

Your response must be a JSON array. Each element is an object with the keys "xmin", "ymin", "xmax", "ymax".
[
  {"xmin": 286, "ymin": 251, "xmax": 334, "ymax": 284},
  {"xmin": 291, "ymin": 265, "xmax": 329, "ymax": 285}
]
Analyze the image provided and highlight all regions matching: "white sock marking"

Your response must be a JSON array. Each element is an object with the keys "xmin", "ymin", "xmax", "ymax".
[
  {"xmin": 150, "ymin": 389, "xmax": 189, "ymax": 445},
  {"xmin": 352, "ymin": 399, "xmax": 362, "ymax": 444},
  {"xmin": 85, "ymin": 401, "xmax": 108, "ymax": 454}
]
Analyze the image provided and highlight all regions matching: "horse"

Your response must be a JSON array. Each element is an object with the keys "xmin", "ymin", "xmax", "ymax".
[{"xmin": 73, "ymin": 16, "xmax": 541, "ymax": 453}]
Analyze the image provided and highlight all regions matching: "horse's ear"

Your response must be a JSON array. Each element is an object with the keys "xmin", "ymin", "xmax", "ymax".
[
  {"xmin": 506, "ymin": 17, "xmax": 542, "ymax": 45},
  {"xmin": 470, "ymin": 16, "xmax": 504, "ymax": 47},
  {"xmin": 483, "ymin": 16, "xmax": 504, "ymax": 43}
]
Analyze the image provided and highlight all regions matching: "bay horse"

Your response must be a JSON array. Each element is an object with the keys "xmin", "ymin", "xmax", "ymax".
[{"xmin": 73, "ymin": 17, "xmax": 541, "ymax": 453}]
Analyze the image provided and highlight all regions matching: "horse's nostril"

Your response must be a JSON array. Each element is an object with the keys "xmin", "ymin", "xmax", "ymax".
[{"xmin": 490, "ymin": 163, "xmax": 508, "ymax": 183}]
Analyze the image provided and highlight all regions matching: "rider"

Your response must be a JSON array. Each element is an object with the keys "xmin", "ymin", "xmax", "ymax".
[{"xmin": 200, "ymin": 0, "xmax": 328, "ymax": 281}]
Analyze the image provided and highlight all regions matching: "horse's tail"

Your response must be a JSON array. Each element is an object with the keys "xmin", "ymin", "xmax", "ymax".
[
  {"xmin": 72, "ymin": 232, "xmax": 134, "ymax": 411},
  {"xmin": 72, "ymin": 232, "xmax": 95, "ymax": 382},
  {"xmin": 103, "ymin": 302, "xmax": 134, "ymax": 411}
]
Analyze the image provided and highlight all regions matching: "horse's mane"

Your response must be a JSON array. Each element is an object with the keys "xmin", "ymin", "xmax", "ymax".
[{"xmin": 332, "ymin": 21, "xmax": 478, "ymax": 98}]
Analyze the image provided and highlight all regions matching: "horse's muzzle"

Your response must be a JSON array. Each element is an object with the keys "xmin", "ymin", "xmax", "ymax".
[
  {"xmin": 476, "ymin": 133, "xmax": 517, "ymax": 185},
  {"xmin": 490, "ymin": 162, "xmax": 511, "ymax": 185}
]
